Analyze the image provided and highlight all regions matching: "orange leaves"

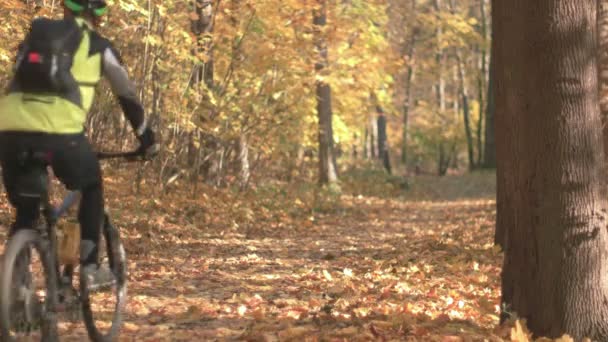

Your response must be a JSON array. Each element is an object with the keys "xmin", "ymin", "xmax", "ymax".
[{"xmin": 1, "ymin": 167, "xmax": 508, "ymax": 340}]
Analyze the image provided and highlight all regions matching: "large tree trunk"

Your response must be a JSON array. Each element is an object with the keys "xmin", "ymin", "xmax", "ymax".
[
  {"xmin": 315, "ymin": 0, "xmax": 338, "ymax": 185},
  {"xmin": 496, "ymin": 0, "xmax": 608, "ymax": 339},
  {"xmin": 599, "ymin": 0, "xmax": 608, "ymax": 188}
]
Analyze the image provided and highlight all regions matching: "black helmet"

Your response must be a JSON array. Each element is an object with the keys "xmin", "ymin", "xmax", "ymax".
[{"xmin": 64, "ymin": 0, "xmax": 108, "ymax": 17}]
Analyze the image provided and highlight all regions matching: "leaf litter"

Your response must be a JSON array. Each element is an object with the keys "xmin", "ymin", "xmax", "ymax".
[{"xmin": 0, "ymin": 172, "xmax": 543, "ymax": 341}]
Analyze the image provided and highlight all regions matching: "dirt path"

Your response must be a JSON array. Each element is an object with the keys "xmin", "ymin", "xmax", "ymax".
[
  {"xmin": 1, "ymin": 188, "xmax": 503, "ymax": 341},
  {"xmin": 113, "ymin": 195, "xmax": 500, "ymax": 341}
]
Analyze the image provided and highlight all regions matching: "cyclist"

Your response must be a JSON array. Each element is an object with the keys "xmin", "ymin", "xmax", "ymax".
[{"xmin": 0, "ymin": 0, "xmax": 158, "ymax": 289}]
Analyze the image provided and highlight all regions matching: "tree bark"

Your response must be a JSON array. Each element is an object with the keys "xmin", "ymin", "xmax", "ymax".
[
  {"xmin": 401, "ymin": 0, "xmax": 418, "ymax": 165},
  {"xmin": 497, "ymin": 0, "xmax": 608, "ymax": 339},
  {"xmin": 476, "ymin": 0, "xmax": 489, "ymax": 166},
  {"xmin": 238, "ymin": 134, "xmax": 250, "ymax": 190},
  {"xmin": 315, "ymin": 0, "xmax": 338, "ymax": 185},
  {"xmin": 598, "ymin": 0, "xmax": 608, "ymax": 188},
  {"xmin": 190, "ymin": 0, "xmax": 214, "ymax": 88},
  {"xmin": 437, "ymin": 142, "xmax": 451, "ymax": 176},
  {"xmin": 483, "ymin": 47, "xmax": 496, "ymax": 169},
  {"xmin": 434, "ymin": 0, "xmax": 447, "ymax": 175},
  {"xmin": 455, "ymin": 50, "xmax": 474, "ymax": 170},
  {"xmin": 448, "ymin": 0, "xmax": 474, "ymax": 171},
  {"xmin": 377, "ymin": 108, "xmax": 392, "ymax": 174}
]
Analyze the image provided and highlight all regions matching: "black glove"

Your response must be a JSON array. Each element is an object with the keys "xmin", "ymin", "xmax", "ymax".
[{"xmin": 137, "ymin": 127, "xmax": 159, "ymax": 158}]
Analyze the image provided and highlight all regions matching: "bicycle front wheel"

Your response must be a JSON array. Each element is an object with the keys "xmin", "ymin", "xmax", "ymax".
[
  {"xmin": 80, "ymin": 216, "xmax": 127, "ymax": 342},
  {"xmin": 0, "ymin": 229, "xmax": 58, "ymax": 341}
]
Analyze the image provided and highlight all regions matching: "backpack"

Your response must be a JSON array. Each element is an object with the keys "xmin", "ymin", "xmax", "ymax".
[{"xmin": 14, "ymin": 17, "xmax": 83, "ymax": 94}]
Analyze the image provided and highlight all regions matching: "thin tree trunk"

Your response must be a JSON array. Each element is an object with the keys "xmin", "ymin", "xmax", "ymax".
[
  {"xmin": 483, "ymin": 53, "xmax": 496, "ymax": 168},
  {"xmin": 455, "ymin": 50, "xmax": 474, "ymax": 170},
  {"xmin": 401, "ymin": 0, "xmax": 418, "ymax": 165},
  {"xmin": 497, "ymin": 0, "xmax": 608, "ymax": 339},
  {"xmin": 437, "ymin": 142, "xmax": 451, "ymax": 176},
  {"xmin": 190, "ymin": 0, "xmax": 215, "ymax": 88},
  {"xmin": 476, "ymin": 0, "xmax": 489, "ymax": 165},
  {"xmin": 364, "ymin": 126, "xmax": 370, "ymax": 159},
  {"xmin": 483, "ymin": 0, "xmax": 496, "ymax": 170},
  {"xmin": 369, "ymin": 113, "xmax": 378, "ymax": 158},
  {"xmin": 448, "ymin": 0, "xmax": 474, "ymax": 170},
  {"xmin": 476, "ymin": 53, "xmax": 485, "ymax": 166},
  {"xmin": 434, "ymin": 0, "xmax": 447, "ymax": 175},
  {"xmin": 315, "ymin": 0, "xmax": 337, "ymax": 185},
  {"xmin": 238, "ymin": 134, "xmax": 250, "ymax": 190},
  {"xmin": 377, "ymin": 108, "xmax": 391, "ymax": 174}
]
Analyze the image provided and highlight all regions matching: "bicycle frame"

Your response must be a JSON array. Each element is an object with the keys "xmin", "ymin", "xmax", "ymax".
[
  {"xmin": 0, "ymin": 149, "xmax": 141, "ymax": 340},
  {"xmin": 22, "ymin": 150, "xmax": 142, "ymax": 286},
  {"xmin": 47, "ymin": 150, "xmax": 142, "ymax": 227},
  {"xmin": 44, "ymin": 150, "xmax": 143, "ymax": 280}
]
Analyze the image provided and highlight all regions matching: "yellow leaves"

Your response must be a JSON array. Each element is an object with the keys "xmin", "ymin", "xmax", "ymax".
[
  {"xmin": 509, "ymin": 320, "xmax": 592, "ymax": 342},
  {"xmin": 142, "ymin": 34, "xmax": 163, "ymax": 47}
]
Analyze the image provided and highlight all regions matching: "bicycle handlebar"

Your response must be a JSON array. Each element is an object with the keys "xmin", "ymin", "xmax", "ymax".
[{"xmin": 53, "ymin": 150, "xmax": 146, "ymax": 218}]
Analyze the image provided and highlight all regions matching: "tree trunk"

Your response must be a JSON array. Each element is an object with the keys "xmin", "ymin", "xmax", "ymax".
[
  {"xmin": 497, "ymin": 0, "xmax": 608, "ymax": 339},
  {"xmin": 437, "ymin": 142, "xmax": 451, "ymax": 176},
  {"xmin": 476, "ymin": 0, "xmax": 489, "ymax": 166},
  {"xmin": 190, "ymin": 0, "xmax": 214, "ymax": 88},
  {"xmin": 367, "ymin": 113, "xmax": 378, "ymax": 159},
  {"xmin": 315, "ymin": 0, "xmax": 338, "ymax": 185},
  {"xmin": 456, "ymin": 50, "xmax": 475, "ymax": 170},
  {"xmin": 364, "ymin": 126, "xmax": 370, "ymax": 159},
  {"xmin": 448, "ymin": 0, "xmax": 474, "ymax": 171},
  {"xmin": 598, "ymin": 0, "xmax": 608, "ymax": 187},
  {"xmin": 238, "ymin": 134, "xmax": 250, "ymax": 190},
  {"xmin": 377, "ymin": 109, "xmax": 391, "ymax": 174},
  {"xmin": 434, "ymin": 0, "xmax": 447, "ymax": 175},
  {"xmin": 483, "ymin": 49, "xmax": 496, "ymax": 169},
  {"xmin": 401, "ymin": 0, "xmax": 418, "ymax": 165}
]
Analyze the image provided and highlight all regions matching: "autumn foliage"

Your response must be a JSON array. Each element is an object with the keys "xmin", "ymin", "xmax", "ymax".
[{"xmin": 0, "ymin": 0, "xmax": 585, "ymax": 341}]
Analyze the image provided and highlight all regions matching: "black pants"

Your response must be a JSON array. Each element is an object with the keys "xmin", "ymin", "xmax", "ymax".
[{"xmin": 0, "ymin": 132, "xmax": 103, "ymax": 265}]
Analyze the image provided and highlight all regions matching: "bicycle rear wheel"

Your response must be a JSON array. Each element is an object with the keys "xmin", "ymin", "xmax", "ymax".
[
  {"xmin": 0, "ymin": 229, "xmax": 58, "ymax": 341},
  {"xmin": 80, "ymin": 215, "xmax": 127, "ymax": 342}
]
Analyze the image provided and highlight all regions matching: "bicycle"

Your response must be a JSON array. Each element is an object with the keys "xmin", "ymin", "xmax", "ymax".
[{"xmin": 0, "ymin": 149, "xmax": 143, "ymax": 342}]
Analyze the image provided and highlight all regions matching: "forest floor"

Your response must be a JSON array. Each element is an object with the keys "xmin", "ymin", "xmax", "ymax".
[{"xmin": 0, "ymin": 167, "xmax": 522, "ymax": 341}]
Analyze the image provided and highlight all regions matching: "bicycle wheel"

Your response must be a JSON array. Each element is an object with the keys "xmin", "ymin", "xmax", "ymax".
[
  {"xmin": 0, "ymin": 229, "xmax": 58, "ymax": 342},
  {"xmin": 80, "ymin": 215, "xmax": 127, "ymax": 342}
]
